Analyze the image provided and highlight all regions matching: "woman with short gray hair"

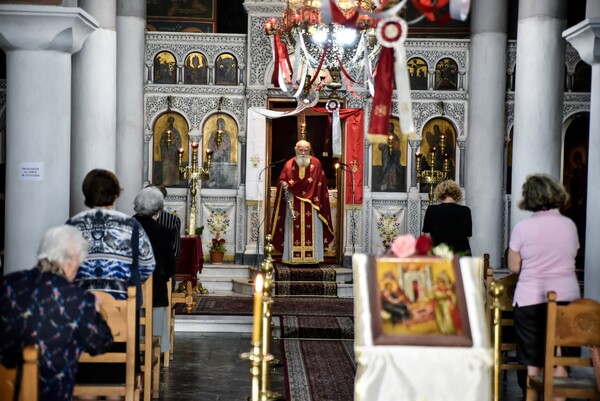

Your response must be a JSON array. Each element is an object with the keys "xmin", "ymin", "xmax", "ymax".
[
  {"xmin": 133, "ymin": 187, "xmax": 177, "ymax": 354},
  {"xmin": 0, "ymin": 225, "xmax": 113, "ymax": 400}
]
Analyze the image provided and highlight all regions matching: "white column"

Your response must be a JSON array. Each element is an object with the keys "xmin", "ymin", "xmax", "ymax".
[
  {"xmin": 510, "ymin": 0, "xmax": 567, "ymax": 230},
  {"xmin": 465, "ymin": 0, "xmax": 508, "ymax": 265},
  {"xmin": 115, "ymin": 0, "xmax": 146, "ymax": 215},
  {"xmin": 0, "ymin": 5, "xmax": 96, "ymax": 273},
  {"xmin": 71, "ymin": 0, "xmax": 117, "ymax": 215},
  {"xmin": 564, "ymin": 16, "xmax": 600, "ymax": 301}
]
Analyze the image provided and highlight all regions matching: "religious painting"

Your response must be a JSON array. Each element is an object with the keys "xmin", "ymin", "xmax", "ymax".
[
  {"xmin": 368, "ymin": 256, "xmax": 472, "ymax": 346},
  {"xmin": 153, "ymin": 51, "xmax": 177, "ymax": 84},
  {"xmin": 419, "ymin": 118, "xmax": 456, "ymax": 193},
  {"xmin": 372, "ymin": 117, "xmax": 407, "ymax": 192},
  {"xmin": 152, "ymin": 112, "xmax": 189, "ymax": 188},
  {"xmin": 147, "ymin": 0, "xmax": 216, "ymax": 33},
  {"xmin": 407, "ymin": 57, "xmax": 428, "ymax": 90},
  {"xmin": 184, "ymin": 52, "xmax": 208, "ymax": 85},
  {"xmin": 201, "ymin": 113, "xmax": 238, "ymax": 189},
  {"xmin": 215, "ymin": 53, "xmax": 238, "ymax": 85},
  {"xmin": 434, "ymin": 58, "xmax": 458, "ymax": 90},
  {"xmin": 573, "ymin": 61, "xmax": 591, "ymax": 92},
  {"xmin": 562, "ymin": 115, "xmax": 589, "ymax": 269}
]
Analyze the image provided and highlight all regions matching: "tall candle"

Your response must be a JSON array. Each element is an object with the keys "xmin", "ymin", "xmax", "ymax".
[{"xmin": 252, "ymin": 275, "xmax": 264, "ymax": 343}]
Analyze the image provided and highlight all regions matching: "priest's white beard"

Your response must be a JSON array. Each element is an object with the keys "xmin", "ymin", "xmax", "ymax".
[{"xmin": 295, "ymin": 155, "xmax": 310, "ymax": 168}]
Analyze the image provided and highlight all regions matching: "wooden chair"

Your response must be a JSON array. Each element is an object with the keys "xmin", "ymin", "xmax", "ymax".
[
  {"xmin": 73, "ymin": 287, "xmax": 140, "ymax": 401},
  {"xmin": 169, "ymin": 280, "xmax": 192, "ymax": 363},
  {"xmin": 526, "ymin": 291, "xmax": 600, "ymax": 401},
  {"xmin": 488, "ymin": 267, "xmax": 526, "ymax": 401},
  {"xmin": 0, "ymin": 345, "xmax": 39, "ymax": 401},
  {"xmin": 163, "ymin": 277, "xmax": 173, "ymax": 367},
  {"xmin": 140, "ymin": 274, "xmax": 161, "ymax": 400}
]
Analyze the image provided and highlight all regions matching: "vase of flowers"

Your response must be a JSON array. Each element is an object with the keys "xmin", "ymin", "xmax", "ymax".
[{"xmin": 209, "ymin": 237, "xmax": 226, "ymax": 264}]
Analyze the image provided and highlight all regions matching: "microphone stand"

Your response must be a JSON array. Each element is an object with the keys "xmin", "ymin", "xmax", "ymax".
[
  {"xmin": 251, "ymin": 160, "xmax": 286, "ymax": 282},
  {"xmin": 339, "ymin": 165, "xmax": 356, "ymax": 256}
]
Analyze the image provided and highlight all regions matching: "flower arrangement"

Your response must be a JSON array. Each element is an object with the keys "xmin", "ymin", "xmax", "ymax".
[
  {"xmin": 377, "ymin": 212, "xmax": 402, "ymax": 246},
  {"xmin": 389, "ymin": 234, "xmax": 454, "ymax": 260},
  {"xmin": 210, "ymin": 237, "xmax": 227, "ymax": 253}
]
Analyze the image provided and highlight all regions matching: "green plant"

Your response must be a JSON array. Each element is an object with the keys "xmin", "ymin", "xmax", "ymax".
[{"xmin": 210, "ymin": 237, "xmax": 226, "ymax": 253}]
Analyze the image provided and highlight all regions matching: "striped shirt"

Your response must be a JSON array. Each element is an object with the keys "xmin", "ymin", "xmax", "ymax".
[{"xmin": 157, "ymin": 210, "xmax": 182, "ymax": 261}]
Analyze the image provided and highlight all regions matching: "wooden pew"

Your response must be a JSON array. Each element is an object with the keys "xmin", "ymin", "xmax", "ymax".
[{"xmin": 0, "ymin": 345, "xmax": 39, "ymax": 401}]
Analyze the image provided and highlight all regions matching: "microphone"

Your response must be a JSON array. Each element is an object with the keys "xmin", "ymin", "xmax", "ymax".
[
  {"xmin": 338, "ymin": 162, "xmax": 349, "ymax": 167},
  {"xmin": 259, "ymin": 159, "xmax": 287, "ymax": 179},
  {"xmin": 269, "ymin": 159, "xmax": 286, "ymax": 167}
]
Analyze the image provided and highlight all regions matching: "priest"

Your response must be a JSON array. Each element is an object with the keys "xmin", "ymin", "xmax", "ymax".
[{"xmin": 270, "ymin": 140, "xmax": 334, "ymax": 265}]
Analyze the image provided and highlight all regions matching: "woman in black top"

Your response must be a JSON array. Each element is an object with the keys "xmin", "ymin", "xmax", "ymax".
[{"xmin": 422, "ymin": 180, "xmax": 472, "ymax": 255}]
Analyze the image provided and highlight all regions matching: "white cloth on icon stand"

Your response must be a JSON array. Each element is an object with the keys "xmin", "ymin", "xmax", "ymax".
[{"xmin": 352, "ymin": 255, "xmax": 492, "ymax": 401}]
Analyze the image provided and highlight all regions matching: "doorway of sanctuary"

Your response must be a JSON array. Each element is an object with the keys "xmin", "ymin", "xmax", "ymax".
[{"xmin": 264, "ymin": 98, "xmax": 345, "ymax": 264}]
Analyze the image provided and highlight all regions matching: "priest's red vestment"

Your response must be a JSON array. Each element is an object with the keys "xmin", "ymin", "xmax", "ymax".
[{"xmin": 270, "ymin": 156, "xmax": 334, "ymax": 264}]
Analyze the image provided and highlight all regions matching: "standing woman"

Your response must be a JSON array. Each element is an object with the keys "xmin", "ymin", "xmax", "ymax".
[
  {"xmin": 508, "ymin": 174, "xmax": 580, "ymax": 397},
  {"xmin": 422, "ymin": 179, "xmax": 472, "ymax": 255},
  {"xmin": 133, "ymin": 187, "xmax": 177, "ymax": 354}
]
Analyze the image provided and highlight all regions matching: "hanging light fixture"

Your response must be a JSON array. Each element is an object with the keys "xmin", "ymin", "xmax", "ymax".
[
  {"xmin": 264, "ymin": 0, "xmax": 381, "ymax": 104},
  {"xmin": 215, "ymin": 96, "xmax": 224, "ymax": 148},
  {"xmin": 166, "ymin": 95, "xmax": 174, "ymax": 148}
]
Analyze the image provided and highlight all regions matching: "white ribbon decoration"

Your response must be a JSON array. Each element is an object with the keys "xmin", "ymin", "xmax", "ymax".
[
  {"xmin": 326, "ymin": 100, "xmax": 342, "ymax": 156},
  {"xmin": 375, "ymin": 17, "xmax": 415, "ymax": 137},
  {"xmin": 449, "ymin": 0, "xmax": 471, "ymax": 21}
]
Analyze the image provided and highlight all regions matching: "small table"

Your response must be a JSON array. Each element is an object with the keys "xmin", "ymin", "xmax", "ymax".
[{"xmin": 175, "ymin": 235, "xmax": 207, "ymax": 296}]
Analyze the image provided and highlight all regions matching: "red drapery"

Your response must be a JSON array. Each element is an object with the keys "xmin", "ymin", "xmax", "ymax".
[{"xmin": 311, "ymin": 107, "xmax": 364, "ymax": 205}]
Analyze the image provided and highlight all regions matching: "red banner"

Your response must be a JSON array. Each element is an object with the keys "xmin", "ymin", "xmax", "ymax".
[
  {"xmin": 367, "ymin": 46, "xmax": 394, "ymax": 144},
  {"xmin": 311, "ymin": 107, "xmax": 364, "ymax": 205}
]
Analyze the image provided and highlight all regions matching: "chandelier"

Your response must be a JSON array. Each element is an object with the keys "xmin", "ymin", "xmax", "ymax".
[{"xmin": 264, "ymin": 0, "xmax": 381, "ymax": 103}]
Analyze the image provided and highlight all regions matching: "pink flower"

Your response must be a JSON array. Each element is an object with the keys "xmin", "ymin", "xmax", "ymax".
[
  {"xmin": 390, "ymin": 235, "xmax": 417, "ymax": 258},
  {"xmin": 415, "ymin": 235, "xmax": 433, "ymax": 255}
]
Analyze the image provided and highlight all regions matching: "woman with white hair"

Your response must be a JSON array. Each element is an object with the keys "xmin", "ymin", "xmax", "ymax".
[
  {"xmin": 0, "ymin": 225, "xmax": 113, "ymax": 401},
  {"xmin": 133, "ymin": 186, "xmax": 177, "ymax": 354}
]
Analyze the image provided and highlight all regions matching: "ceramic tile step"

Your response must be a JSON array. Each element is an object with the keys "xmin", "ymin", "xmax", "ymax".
[
  {"xmin": 174, "ymin": 314, "xmax": 282, "ymax": 334},
  {"xmin": 200, "ymin": 264, "xmax": 253, "ymax": 278},
  {"xmin": 175, "ymin": 315, "xmax": 252, "ymax": 333}
]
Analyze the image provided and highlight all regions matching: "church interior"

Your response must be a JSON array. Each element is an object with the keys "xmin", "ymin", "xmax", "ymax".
[{"xmin": 1, "ymin": 0, "xmax": 600, "ymax": 400}]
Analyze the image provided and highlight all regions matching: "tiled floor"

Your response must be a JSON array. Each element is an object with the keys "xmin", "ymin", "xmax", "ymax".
[{"xmin": 158, "ymin": 332, "xmax": 526, "ymax": 401}]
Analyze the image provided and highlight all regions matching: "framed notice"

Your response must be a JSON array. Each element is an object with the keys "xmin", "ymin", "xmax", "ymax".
[{"xmin": 367, "ymin": 255, "xmax": 472, "ymax": 347}]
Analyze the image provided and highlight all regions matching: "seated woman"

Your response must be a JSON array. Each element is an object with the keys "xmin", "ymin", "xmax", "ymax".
[
  {"xmin": 0, "ymin": 225, "xmax": 114, "ymax": 401},
  {"xmin": 133, "ymin": 187, "xmax": 177, "ymax": 354}
]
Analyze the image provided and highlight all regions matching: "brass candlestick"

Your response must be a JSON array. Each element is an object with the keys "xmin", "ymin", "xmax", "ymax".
[
  {"xmin": 178, "ymin": 143, "xmax": 213, "ymax": 236},
  {"xmin": 489, "ymin": 281, "xmax": 505, "ymax": 401},
  {"xmin": 260, "ymin": 235, "xmax": 283, "ymax": 400},
  {"xmin": 416, "ymin": 134, "xmax": 450, "ymax": 205}
]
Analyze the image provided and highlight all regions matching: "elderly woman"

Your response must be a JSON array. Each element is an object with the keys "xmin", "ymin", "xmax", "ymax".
[
  {"xmin": 133, "ymin": 187, "xmax": 177, "ymax": 353},
  {"xmin": 508, "ymin": 174, "xmax": 580, "ymax": 396},
  {"xmin": 422, "ymin": 179, "xmax": 472, "ymax": 255},
  {"xmin": 0, "ymin": 225, "xmax": 113, "ymax": 401}
]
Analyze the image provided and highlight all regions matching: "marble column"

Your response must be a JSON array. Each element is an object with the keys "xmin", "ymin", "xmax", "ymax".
[
  {"xmin": 71, "ymin": 0, "xmax": 117, "ymax": 215},
  {"xmin": 564, "ymin": 15, "xmax": 600, "ymax": 301},
  {"xmin": 510, "ymin": 0, "xmax": 567, "ymax": 229},
  {"xmin": 465, "ymin": 0, "xmax": 508, "ymax": 265},
  {"xmin": 0, "ymin": 5, "xmax": 96, "ymax": 273},
  {"xmin": 115, "ymin": 0, "xmax": 146, "ymax": 215}
]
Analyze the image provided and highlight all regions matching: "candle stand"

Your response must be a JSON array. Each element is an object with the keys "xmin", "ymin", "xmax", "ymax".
[
  {"xmin": 416, "ymin": 134, "xmax": 450, "ymax": 205},
  {"xmin": 178, "ymin": 143, "xmax": 213, "ymax": 236}
]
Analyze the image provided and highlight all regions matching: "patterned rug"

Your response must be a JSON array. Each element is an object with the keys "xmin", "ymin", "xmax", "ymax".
[
  {"xmin": 274, "ymin": 263, "xmax": 338, "ymax": 296},
  {"xmin": 282, "ymin": 339, "xmax": 356, "ymax": 401},
  {"xmin": 274, "ymin": 281, "xmax": 338, "ymax": 296},
  {"xmin": 279, "ymin": 315, "xmax": 354, "ymax": 339},
  {"xmin": 176, "ymin": 296, "xmax": 354, "ymax": 317},
  {"xmin": 274, "ymin": 264, "xmax": 337, "ymax": 282}
]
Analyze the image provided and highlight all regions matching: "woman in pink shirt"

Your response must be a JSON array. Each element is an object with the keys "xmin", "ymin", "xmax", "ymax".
[{"xmin": 508, "ymin": 174, "xmax": 581, "ymax": 397}]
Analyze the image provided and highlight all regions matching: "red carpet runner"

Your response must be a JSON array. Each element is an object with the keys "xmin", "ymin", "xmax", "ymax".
[
  {"xmin": 281, "ymin": 339, "xmax": 356, "ymax": 401},
  {"xmin": 274, "ymin": 263, "xmax": 338, "ymax": 296}
]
